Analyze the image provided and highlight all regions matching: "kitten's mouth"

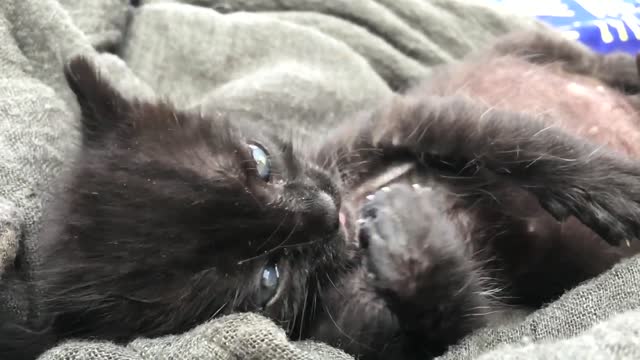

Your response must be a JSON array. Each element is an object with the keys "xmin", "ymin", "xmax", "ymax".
[
  {"xmin": 339, "ymin": 211, "xmax": 347, "ymax": 229},
  {"xmin": 339, "ymin": 162, "xmax": 415, "ymax": 246}
]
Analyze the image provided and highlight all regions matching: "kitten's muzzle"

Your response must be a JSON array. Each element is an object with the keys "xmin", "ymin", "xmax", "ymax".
[
  {"xmin": 313, "ymin": 191, "xmax": 341, "ymax": 231},
  {"xmin": 284, "ymin": 183, "xmax": 340, "ymax": 235}
]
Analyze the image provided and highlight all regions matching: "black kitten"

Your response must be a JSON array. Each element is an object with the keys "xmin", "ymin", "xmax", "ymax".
[
  {"xmin": 308, "ymin": 32, "xmax": 640, "ymax": 358},
  {"xmin": 1, "ymin": 57, "xmax": 353, "ymax": 359},
  {"xmin": 3, "ymin": 30, "xmax": 640, "ymax": 360}
]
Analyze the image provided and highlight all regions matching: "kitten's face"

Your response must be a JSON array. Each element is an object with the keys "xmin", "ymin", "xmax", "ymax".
[{"xmin": 38, "ymin": 58, "xmax": 352, "ymax": 338}]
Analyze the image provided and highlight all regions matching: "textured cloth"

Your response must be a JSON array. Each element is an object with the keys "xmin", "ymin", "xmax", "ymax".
[
  {"xmin": 441, "ymin": 255, "xmax": 640, "ymax": 360},
  {"xmin": 2, "ymin": 1, "xmax": 636, "ymax": 360},
  {"xmin": 40, "ymin": 313, "xmax": 353, "ymax": 360}
]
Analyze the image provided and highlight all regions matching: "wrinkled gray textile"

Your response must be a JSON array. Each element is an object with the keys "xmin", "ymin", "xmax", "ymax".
[{"xmin": 3, "ymin": 0, "xmax": 637, "ymax": 359}]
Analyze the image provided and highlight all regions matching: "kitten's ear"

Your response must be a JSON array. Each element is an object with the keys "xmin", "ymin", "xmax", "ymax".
[{"xmin": 64, "ymin": 56, "xmax": 132, "ymax": 143}]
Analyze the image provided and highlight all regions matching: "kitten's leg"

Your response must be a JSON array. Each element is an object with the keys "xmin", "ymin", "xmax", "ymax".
[
  {"xmin": 488, "ymin": 30, "xmax": 640, "ymax": 93},
  {"xmin": 318, "ymin": 95, "xmax": 640, "ymax": 246},
  {"xmin": 359, "ymin": 183, "xmax": 490, "ymax": 357}
]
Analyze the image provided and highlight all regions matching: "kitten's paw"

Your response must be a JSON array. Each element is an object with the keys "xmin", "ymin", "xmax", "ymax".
[
  {"xmin": 357, "ymin": 184, "xmax": 490, "ymax": 352},
  {"xmin": 358, "ymin": 183, "xmax": 466, "ymax": 300},
  {"xmin": 535, "ymin": 179, "xmax": 640, "ymax": 247},
  {"xmin": 572, "ymin": 198, "xmax": 640, "ymax": 247}
]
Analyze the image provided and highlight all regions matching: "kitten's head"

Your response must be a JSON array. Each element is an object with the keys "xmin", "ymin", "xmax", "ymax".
[{"xmin": 37, "ymin": 57, "xmax": 352, "ymax": 339}]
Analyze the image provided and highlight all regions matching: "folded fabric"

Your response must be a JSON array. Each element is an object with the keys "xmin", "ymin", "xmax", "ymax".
[{"xmin": 3, "ymin": 1, "xmax": 639, "ymax": 360}]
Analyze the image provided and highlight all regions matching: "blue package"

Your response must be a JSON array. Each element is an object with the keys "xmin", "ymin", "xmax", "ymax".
[{"xmin": 487, "ymin": 0, "xmax": 640, "ymax": 54}]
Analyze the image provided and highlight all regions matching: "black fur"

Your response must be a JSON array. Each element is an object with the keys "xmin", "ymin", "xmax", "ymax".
[{"xmin": 2, "ymin": 31, "xmax": 640, "ymax": 360}]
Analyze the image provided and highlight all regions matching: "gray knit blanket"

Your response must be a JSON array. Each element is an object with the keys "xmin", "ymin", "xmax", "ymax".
[{"xmin": 1, "ymin": 1, "xmax": 639, "ymax": 359}]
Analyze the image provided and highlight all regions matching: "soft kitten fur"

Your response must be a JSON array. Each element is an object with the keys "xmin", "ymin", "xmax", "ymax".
[{"xmin": 4, "ymin": 31, "xmax": 640, "ymax": 360}]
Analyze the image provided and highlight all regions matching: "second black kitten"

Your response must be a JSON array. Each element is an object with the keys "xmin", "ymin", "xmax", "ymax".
[{"xmin": 3, "ymin": 31, "xmax": 640, "ymax": 360}]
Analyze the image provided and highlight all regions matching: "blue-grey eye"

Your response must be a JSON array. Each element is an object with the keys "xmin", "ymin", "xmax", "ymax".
[
  {"xmin": 248, "ymin": 144, "xmax": 271, "ymax": 181},
  {"xmin": 257, "ymin": 263, "xmax": 280, "ymax": 307}
]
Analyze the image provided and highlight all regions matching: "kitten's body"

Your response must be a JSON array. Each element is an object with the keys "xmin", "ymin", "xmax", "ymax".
[
  {"xmin": 311, "ymin": 34, "xmax": 640, "ymax": 356},
  {"xmin": 3, "ymin": 31, "xmax": 640, "ymax": 360}
]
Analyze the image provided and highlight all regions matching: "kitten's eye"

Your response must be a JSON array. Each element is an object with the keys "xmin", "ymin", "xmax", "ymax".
[
  {"xmin": 248, "ymin": 144, "xmax": 271, "ymax": 181},
  {"xmin": 257, "ymin": 262, "xmax": 280, "ymax": 307}
]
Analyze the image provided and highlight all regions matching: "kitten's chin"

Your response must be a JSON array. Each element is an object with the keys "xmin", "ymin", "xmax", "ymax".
[{"xmin": 340, "ymin": 162, "xmax": 416, "ymax": 247}]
